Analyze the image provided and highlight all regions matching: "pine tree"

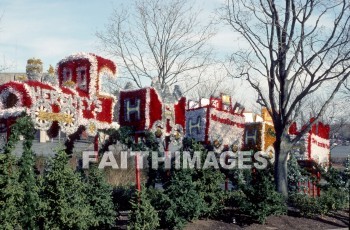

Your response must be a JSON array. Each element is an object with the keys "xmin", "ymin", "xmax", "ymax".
[
  {"xmin": 194, "ymin": 167, "xmax": 225, "ymax": 218},
  {"xmin": 0, "ymin": 116, "xmax": 36, "ymax": 229},
  {"xmin": 85, "ymin": 164, "xmax": 117, "ymax": 229},
  {"xmin": 184, "ymin": 138, "xmax": 225, "ymax": 218},
  {"xmin": 164, "ymin": 170, "xmax": 204, "ymax": 229},
  {"xmin": 155, "ymin": 139, "xmax": 226, "ymax": 228},
  {"xmin": 322, "ymin": 166, "xmax": 346, "ymax": 189},
  {"xmin": 239, "ymin": 166, "xmax": 287, "ymax": 224},
  {"xmin": 19, "ymin": 140, "xmax": 41, "ymax": 228},
  {"xmin": 128, "ymin": 188, "xmax": 160, "ymax": 230},
  {"xmin": 0, "ymin": 153, "xmax": 23, "ymax": 229},
  {"xmin": 41, "ymin": 150, "xmax": 92, "ymax": 229},
  {"xmin": 17, "ymin": 116, "xmax": 41, "ymax": 228}
]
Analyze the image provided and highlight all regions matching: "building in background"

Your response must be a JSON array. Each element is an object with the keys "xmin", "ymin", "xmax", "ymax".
[{"xmin": 0, "ymin": 73, "xmax": 26, "ymax": 85}]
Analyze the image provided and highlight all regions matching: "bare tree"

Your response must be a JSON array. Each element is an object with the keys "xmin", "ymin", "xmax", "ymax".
[
  {"xmin": 97, "ymin": 0, "xmax": 214, "ymax": 93},
  {"xmin": 304, "ymin": 98, "xmax": 349, "ymax": 147},
  {"xmin": 184, "ymin": 63, "xmax": 236, "ymax": 99},
  {"xmin": 341, "ymin": 78, "xmax": 350, "ymax": 101},
  {"xmin": 221, "ymin": 0, "xmax": 350, "ymax": 197},
  {"xmin": 302, "ymin": 94, "xmax": 348, "ymax": 123}
]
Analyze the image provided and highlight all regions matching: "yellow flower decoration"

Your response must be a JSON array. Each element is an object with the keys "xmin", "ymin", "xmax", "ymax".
[
  {"xmin": 88, "ymin": 123, "xmax": 96, "ymax": 134},
  {"xmin": 47, "ymin": 65, "xmax": 55, "ymax": 75},
  {"xmin": 16, "ymin": 75, "xmax": 28, "ymax": 81},
  {"xmin": 63, "ymin": 80, "xmax": 76, "ymax": 88}
]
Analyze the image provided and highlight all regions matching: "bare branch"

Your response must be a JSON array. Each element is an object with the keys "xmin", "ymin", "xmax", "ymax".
[
  {"xmin": 221, "ymin": 0, "xmax": 350, "ymax": 195},
  {"xmin": 97, "ymin": 0, "xmax": 214, "ymax": 92}
]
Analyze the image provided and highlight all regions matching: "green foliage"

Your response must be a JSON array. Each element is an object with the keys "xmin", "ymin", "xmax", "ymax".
[
  {"xmin": 344, "ymin": 155, "xmax": 350, "ymax": 188},
  {"xmin": 2, "ymin": 125, "xmax": 20, "ymax": 155},
  {"xmin": 147, "ymin": 168, "xmax": 225, "ymax": 228},
  {"xmin": 320, "ymin": 166, "xmax": 348, "ymax": 189},
  {"xmin": 193, "ymin": 149, "xmax": 225, "ymax": 218},
  {"xmin": 195, "ymin": 169, "xmax": 225, "ymax": 218},
  {"xmin": 19, "ymin": 142, "xmax": 41, "ymax": 228},
  {"xmin": 238, "ymin": 167, "xmax": 287, "ymax": 224},
  {"xmin": 289, "ymin": 185, "xmax": 349, "ymax": 217},
  {"xmin": 128, "ymin": 188, "xmax": 160, "ymax": 230},
  {"xmin": 100, "ymin": 127, "xmax": 158, "ymax": 154},
  {"xmin": 113, "ymin": 185, "xmax": 136, "ymax": 211},
  {"xmin": 319, "ymin": 187, "xmax": 349, "ymax": 211},
  {"xmin": 41, "ymin": 150, "xmax": 92, "ymax": 229},
  {"xmin": 182, "ymin": 137, "xmax": 205, "ymax": 152},
  {"xmin": 224, "ymin": 189, "xmax": 245, "ymax": 208},
  {"xmin": 289, "ymin": 193, "xmax": 325, "ymax": 217},
  {"xmin": 0, "ymin": 153, "xmax": 23, "ymax": 229},
  {"xmin": 226, "ymin": 165, "xmax": 287, "ymax": 223},
  {"xmin": 288, "ymin": 160, "xmax": 350, "ymax": 218},
  {"xmin": 287, "ymin": 154, "xmax": 308, "ymax": 193},
  {"xmin": 117, "ymin": 127, "xmax": 139, "ymax": 148},
  {"xmin": 316, "ymin": 166, "xmax": 349, "ymax": 213},
  {"xmin": 85, "ymin": 165, "xmax": 117, "ymax": 229},
  {"xmin": 135, "ymin": 131, "xmax": 159, "ymax": 151},
  {"xmin": 289, "ymin": 172, "xmax": 349, "ymax": 217},
  {"xmin": 0, "ymin": 116, "xmax": 37, "ymax": 229},
  {"xmin": 17, "ymin": 116, "xmax": 41, "ymax": 229},
  {"xmin": 145, "ymin": 186, "xmax": 172, "ymax": 228},
  {"xmin": 164, "ymin": 170, "xmax": 204, "ymax": 229},
  {"xmin": 152, "ymin": 140, "xmax": 226, "ymax": 229},
  {"xmin": 64, "ymin": 125, "xmax": 86, "ymax": 156},
  {"xmin": 36, "ymin": 175, "xmax": 48, "ymax": 228},
  {"xmin": 1, "ymin": 116, "xmax": 120, "ymax": 229},
  {"xmin": 228, "ymin": 168, "xmax": 252, "ymax": 187}
]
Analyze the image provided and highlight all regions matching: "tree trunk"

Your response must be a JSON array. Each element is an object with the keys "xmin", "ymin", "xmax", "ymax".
[{"xmin": 274, "ymin": 135, "xmax": 290, "ymax": 198}]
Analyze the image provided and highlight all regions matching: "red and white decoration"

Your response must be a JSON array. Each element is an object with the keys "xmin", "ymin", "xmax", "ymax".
[
  {"xmin": 186, "ymin": 95, "xmax": 245, "ymax": 151},
  {"xmin": 118, "ymin": 86, "xmax": 186, "ymax": 150},
  {"xmin": 289, "ymin": 119, "xmax": 330, "ymax": 167},
  {"xmin": 0, "ymin": 50, "xmax": 332, "ymax": 170},
  {"xmin": 118, "ymin": 87, "xmax": 163, "ymax": 131},
  {"xmin": 305, "ymin": 121, "xmax": 330, "ymax": 167},
  {"xmin": 0, "ymin": 53, "xmax": 117, "ymax": 136},
  {"xmin": 209, "ymin": 109, "xmax": 245, "ymax": 149}
]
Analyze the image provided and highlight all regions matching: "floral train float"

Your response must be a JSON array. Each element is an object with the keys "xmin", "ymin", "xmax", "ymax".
[
  {"xmin": 0, "ymin": 53, "xmax": 117, "ymax": 141},
  {"xmin": 0, "ymin": 52, "xmax": 330, "ymax": 174}
]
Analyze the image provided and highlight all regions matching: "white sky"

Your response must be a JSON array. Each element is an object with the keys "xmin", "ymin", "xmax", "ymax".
[
  {"xmin": 0, "ymin": 0, "xmax": 116, "ymax": 72},
  {"xmin": 0, "ymin": 0, "xmax": 269, "ymax": 109},
  {"xmin": 0, "ymin": 0, "xmax": 239, "ymax": 71}
]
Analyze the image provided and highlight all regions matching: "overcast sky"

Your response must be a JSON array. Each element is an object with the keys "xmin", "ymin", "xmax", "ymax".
[
  {"xmin": 0, "ymin": 0, "xmax": 240, "ymax": 71},
  {"xmin": 0, "ymin": 0, "xmax": 262, "ymax": 108},
  {"xmin": 0, "ymin": 0, "xmax": 118, "ymax": 72}
]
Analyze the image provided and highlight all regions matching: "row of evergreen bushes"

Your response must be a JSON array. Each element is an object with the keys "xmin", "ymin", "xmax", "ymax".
[
  {"xmin": 127, "ymin": 140, "xmax": 288, "ymax": 229},
  {"xmin": 127, "ymin": 139, "xmax": 227, "ymax": 229},
  {"xmin": 0, "ymin": 117, "xmax": 117, "ymax": 229},
  {"xmin": 127, "ymin": 145, "xmax": 349, "ymax": 229},
  {"xmin": 288, "ymin": 162, "xmax": 350, "ymax": 218},
  {"xmin": 1, "ymin": 116, "xmax": 349, "ymax": 229}
]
